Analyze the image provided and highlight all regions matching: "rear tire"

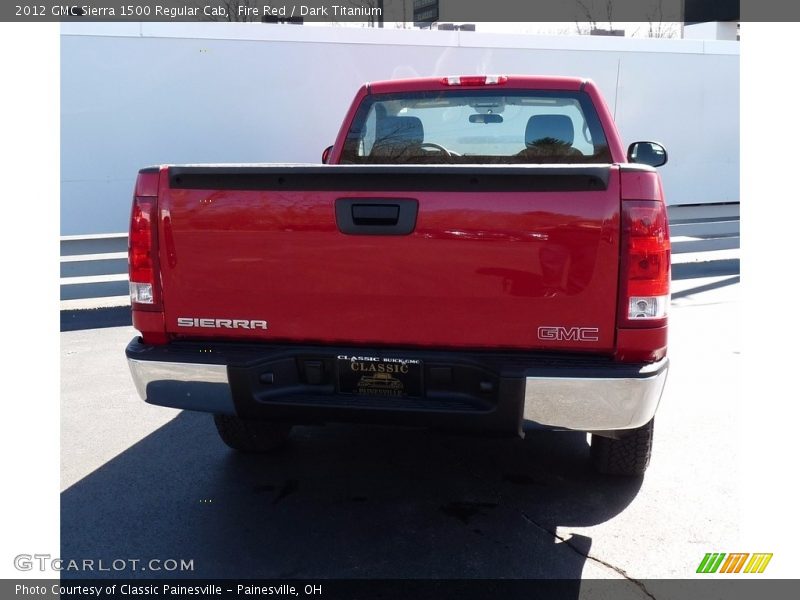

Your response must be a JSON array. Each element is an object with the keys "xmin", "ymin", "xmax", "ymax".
[
  {"xmin": 213, "ymin": 414, "xmax": 292, "ymax": 453},
  {"xmin": 590, "ymin": 419, "xmax": 654, "ymax": 476}
]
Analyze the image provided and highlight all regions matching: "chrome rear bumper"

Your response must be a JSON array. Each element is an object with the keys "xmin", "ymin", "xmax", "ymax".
[
  {"xmin": 127, "ymin": 338, "xmax": 667, "ymax": 433},
  {"xmin": 128, "ymin": 359, "xmax": 237, "ymax": 415},
  {"xmin": 522, "ymin": 358, "xmax": 668, "ymax": 431}
]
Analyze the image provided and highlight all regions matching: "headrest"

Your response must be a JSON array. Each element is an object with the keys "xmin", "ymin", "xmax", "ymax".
[
  {"xmin": 525, "ymin": 115, "xmax": 575, "ymax": 147},
  {"xmin": 375, "ymin": 116, "xmax": 424, "ymax": 146}
]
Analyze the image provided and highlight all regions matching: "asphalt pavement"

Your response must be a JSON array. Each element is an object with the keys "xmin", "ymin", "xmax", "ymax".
[{"xmin": 60, "ymin": 261, "xmax": 739, "ymax": 594}]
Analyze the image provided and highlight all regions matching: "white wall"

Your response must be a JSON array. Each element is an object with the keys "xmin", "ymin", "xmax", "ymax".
[
  {"xmin": 60, "ymin": 23, "xmax": 739, "ymax": 235},
  {"xmin": 684, "ymin": 22, "xmax": 739, "ymax": 41}
]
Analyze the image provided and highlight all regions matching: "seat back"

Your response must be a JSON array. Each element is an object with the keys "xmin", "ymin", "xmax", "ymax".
[
  {"xmin": 525, "ymin": 115, "xmax": 575, "ymax": 147},
  {"xmin": 370, "ymin": 116, "xmax": 424, "ymax": 159}
]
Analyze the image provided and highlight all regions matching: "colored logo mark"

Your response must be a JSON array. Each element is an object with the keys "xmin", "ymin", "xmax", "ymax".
[{"xmin": 697, "ymin": 553, "xmax": 773, "ymax": 574}]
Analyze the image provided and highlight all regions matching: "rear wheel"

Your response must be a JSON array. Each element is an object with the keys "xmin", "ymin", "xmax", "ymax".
[
  {"xmin": 213, "ymin": 414, "xmax": 292, "ymax": 453},
  {"xmin": 590, "ymin": 419, "xmax": 654, "ymax": 476}
]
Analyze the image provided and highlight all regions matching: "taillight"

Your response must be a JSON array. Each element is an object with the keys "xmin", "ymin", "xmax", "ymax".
[
  {"xmin": 128, "ymin": 171, "xmax": 161, "ymax": 310},
  {"xmin": 619, "ymin": 200, "xmax": 670, "ymax": 327},
  {"xmin": 440, "ymin": 75, "xmax": 508, "ymax": 86}
]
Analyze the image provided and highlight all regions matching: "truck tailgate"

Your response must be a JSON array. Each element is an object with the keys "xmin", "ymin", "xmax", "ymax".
[{"xmin": 157, "ymin": 165, "xmax": 620, "ymax": 352}]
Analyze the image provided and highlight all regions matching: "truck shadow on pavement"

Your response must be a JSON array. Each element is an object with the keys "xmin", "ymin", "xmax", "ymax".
[
  {"xmin": 61, "ymin": 411, "xmax": 643, "ymax": 590},
  {"xmin": 61, "ymin": 307, "xmax": 132, "ymax": 332}
]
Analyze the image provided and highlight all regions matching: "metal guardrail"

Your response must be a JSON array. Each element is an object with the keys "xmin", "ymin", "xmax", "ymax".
[
  {"xmin": 59, "ymin": 203, "xmax": 740, "ymax": 310},
  {"xmin": 668, "ymin": 202, "xmax": 740, "ymax": 261},
  {"xmin": 60, "ymin": 234, "xmax": 129, "ymax": 308}
]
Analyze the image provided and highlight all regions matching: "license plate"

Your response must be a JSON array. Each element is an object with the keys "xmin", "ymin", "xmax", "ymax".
[{"xmin": 337, "ymin": 355, "xmax": 422, "ymax": 398}]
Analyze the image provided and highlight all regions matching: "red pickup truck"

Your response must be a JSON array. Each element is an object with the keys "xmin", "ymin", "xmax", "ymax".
[{"xmin": 125, "ymin": 75, "xmax": 669, "ymax": 476}]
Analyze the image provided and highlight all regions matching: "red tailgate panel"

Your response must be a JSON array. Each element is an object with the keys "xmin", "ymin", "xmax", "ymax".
[{"xmin": 158, "ymin": 177, "xmax": 620, "ymax": 352}]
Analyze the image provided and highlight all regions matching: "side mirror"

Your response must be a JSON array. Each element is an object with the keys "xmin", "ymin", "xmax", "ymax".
[
  {"xmin": 322, "ymin": 145, "xmax": 334, "ymax": 164},
  {"xmin": 627, "ymin": 141, "xmax": 668, "ymax": 168}
]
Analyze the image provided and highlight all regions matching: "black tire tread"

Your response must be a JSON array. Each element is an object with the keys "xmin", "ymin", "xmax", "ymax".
[
  {"xmin": 590, "ymin": 419, "xmax": 654, "ymax": 476},
  {"xmin": 213, "ymin": 414, "xmax": 292, "ymax": 453}
]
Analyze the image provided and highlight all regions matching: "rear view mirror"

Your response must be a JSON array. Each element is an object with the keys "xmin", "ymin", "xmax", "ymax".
[
  {"xmin": 627, "ymin": 141, "xmax": 667, "ymax": 167},
  {"xmin": 322, "ymin": 145, "xmax": 333, "ymax": 164},
  {"xmin": 469, "ymin": 113, "xmax": 503, "ymax": 124}
]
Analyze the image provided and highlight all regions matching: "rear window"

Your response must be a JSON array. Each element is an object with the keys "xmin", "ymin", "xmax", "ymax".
[{"xmin": 340, "ymin": 90, "xmax": 612, "ymax": 165}]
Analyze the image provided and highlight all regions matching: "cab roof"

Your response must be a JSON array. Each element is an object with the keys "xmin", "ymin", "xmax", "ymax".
[{"xmin": 367, "ymin": 75, "xmax": 588, "ymax": 94}]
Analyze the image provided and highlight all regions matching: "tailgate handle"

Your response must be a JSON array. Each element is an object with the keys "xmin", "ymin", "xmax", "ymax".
[
  {"xmin": 336, "ymin": 198, "xmax": 418, "ymax": 235},
  {"xmin": 352, "ymin": 204, "xmax": 399, "ymax": 225}
]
